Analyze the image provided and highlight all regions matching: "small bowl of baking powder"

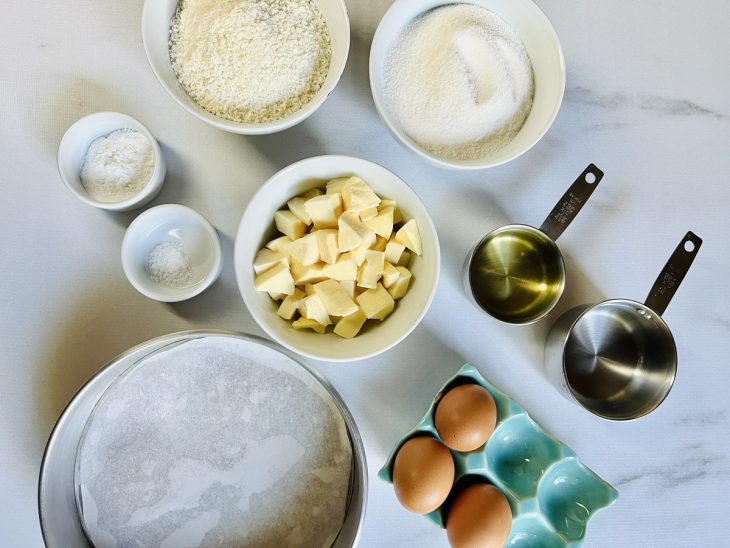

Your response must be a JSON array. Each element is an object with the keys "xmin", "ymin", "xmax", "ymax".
[
  {"xmin": 58, "ymin": 112, "xmax": 166, "ymax": 211},
  {"xmin": 122, "ymin": 204, "xmax": 223, "ymax": 302}
]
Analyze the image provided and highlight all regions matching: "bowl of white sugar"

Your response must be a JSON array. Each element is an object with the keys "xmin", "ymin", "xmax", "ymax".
[
  {"xmin": 122, "ymin": 204, "xmax": 223, "ymax": 302},
  {"xmin": 370, "ymin": 0, "xmax": 565, "ymax": 170},
  {"xmin": 58, "ymin": 112, "xmax": 166, "ymax": 211},
  {"xmin": 142, "ymin": 0, "xmax": 350, "ymax": 135}
]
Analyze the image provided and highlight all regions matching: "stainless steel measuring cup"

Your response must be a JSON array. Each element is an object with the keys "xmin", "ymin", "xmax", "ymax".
[
  {"xmin": 544, "ymin": 231, "xmax": 702, "ymax": 420},
  {"xmin": 464, "ymin": 164, "xmax": 605, "ymax": 324}
]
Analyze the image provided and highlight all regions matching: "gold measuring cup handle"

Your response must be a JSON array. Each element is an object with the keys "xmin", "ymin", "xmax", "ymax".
[
  {"xmin": 538, "ymin": 164, "xmax": 605, "ymax": 241},
  {"xmin": 644, "ymin": 231, "xmax": 703, "ymax": 316}
]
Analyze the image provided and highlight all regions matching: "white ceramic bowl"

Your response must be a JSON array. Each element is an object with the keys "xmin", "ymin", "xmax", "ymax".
[
  {"xmin": 142, "ymin": 0, "xmax": 350, "ymax": 135},
  {"xmin": 122, "ymin": 204, "xmax": 223, "ymax": 302},
  {"xmin": 369, "ymin": 0, "xmax": 566, "ymax": 170},
  {"xmin": 58, "ymin": 112, "xmax": 166, "ymax": 211},
  {"xmin": 234, "ymin": 156, "xmax": 441, "ymax": 363}
]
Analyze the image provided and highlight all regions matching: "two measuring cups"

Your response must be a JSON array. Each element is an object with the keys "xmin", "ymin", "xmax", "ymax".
[{"xmin": 464, "ymin": 165, "xmax": 702, "ymax": 420}]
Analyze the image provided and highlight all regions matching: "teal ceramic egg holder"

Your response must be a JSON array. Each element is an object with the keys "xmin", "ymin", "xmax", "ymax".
[{"xmin": 378, "ymin": 364, "xmax": 618, "ymax": 547}]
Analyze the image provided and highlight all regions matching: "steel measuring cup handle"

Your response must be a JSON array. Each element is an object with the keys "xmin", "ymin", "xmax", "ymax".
[
  {"xmin": 644, "ymin": 231, "xmax": 703, "ymax": 316},
  {"xmin": 539, "ymin": 164, "xmax": 605, "ymax": 241}
]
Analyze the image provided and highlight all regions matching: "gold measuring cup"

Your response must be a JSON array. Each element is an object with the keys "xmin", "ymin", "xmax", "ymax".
[
  {"xmin": 544, "ymin": 231, "xmax": 702, "ymax": 420},
  {"xmin": 464, "ymin": 164, "xmax": 605, "ymax": 324}
]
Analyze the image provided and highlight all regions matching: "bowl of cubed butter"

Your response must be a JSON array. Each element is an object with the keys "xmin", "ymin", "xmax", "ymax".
[{"xmin": 234, "ymin": 156, "xmax": 440, "ymax": 362}]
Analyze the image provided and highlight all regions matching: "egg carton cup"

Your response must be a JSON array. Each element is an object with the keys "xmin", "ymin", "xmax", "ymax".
[{"xmin": 379, "ymin": 364, "xmax": 618, "ymax": 547}]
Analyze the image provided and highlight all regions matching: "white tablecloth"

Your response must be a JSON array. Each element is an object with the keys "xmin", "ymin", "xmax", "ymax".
[{"xmin": 2, "ymin": 0, "xmax": 729, "ymax": 546}]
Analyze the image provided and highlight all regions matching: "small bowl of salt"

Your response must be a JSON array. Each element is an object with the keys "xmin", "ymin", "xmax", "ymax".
[
  {"xmin": 122, "ymin": 204, "xmax": 223, "ymax": 302},
  {"xmin": 58, "ymin": 112, "xmax": 166, "ymax": 211}
]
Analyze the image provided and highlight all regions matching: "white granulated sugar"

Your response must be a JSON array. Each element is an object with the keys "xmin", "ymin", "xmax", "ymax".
[
  {"xmin": 384, "ymin": 4, "xmax": 535, "ymax": 161},
  {"xmin": 80, "ymin": 129, "xmax": 155, "ymax": 203},
  {"xmin": 146, "ymin": 241, "xmax": 194, "ymax": 288},
  {"xmin": 75, "ymin": 337, "xmax": 352, "ymax": 548},
  {"xmin": 170, "ymin": 0, "xmax": 332, "ymax": 124}
]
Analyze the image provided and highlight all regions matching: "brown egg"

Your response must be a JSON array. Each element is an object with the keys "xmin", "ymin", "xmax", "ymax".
[
  {"xmin": 446, "ymin": 484, "xmax": 512, "ymax": 548},
  {"xmin": 392, "ymin": 436, "xmax": 455, "ymax": 514},
  {"xmin": 435, "ymin": 384, "xmax": 497, "ymax": 452}
]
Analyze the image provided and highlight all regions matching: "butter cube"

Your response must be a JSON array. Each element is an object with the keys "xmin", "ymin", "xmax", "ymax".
[
  {"xmin": 304, "ymin": 283, "xmax": 316, "ymax": 296},
  {"xmin": 301, "ymin": 187, "xmax": 324, "ymax": 200},
  {"xmin": 388, "ymin": 267, "xmax": 412, "ymax": 299},
  {"xmin": 397, "ymin": 250, "xmax": 411, "ymax": 267},
  {"xmin": 326, "ymin": 176, "xmax": 353, "ymax": 195},
  {"xmin": 382, "ymin": 262, "xmax": 400, "ymax": 288},
  {"xmin": 268, "ymin": 292, "xmax": 286, "ymax": 301},
  {"xmin": 313, "ymin": 280, "xmax": 359, "ymax": 317},
  {"xmin": 334, "ymin": 308, "xmax": 368, "ymax": 339},
  {"xmin": 359, "ymin": 206, "xmax": 379, "ymax": 221},
  {"xmin": 357, "ymin": 283, "xmax": 395, "ymax": 320},
  {"xmin": 342, "ymin": 178, "xmax": 381, "ymax": 213},
  {"xmin": 278, "ymin": 289, "xmax": 305, "ymax": 320},
  {"xmin": 358, "ymin": 250, "xmax": 385, "ymax": 288},
  {"xmin": 283, "ymin": 234, "xmax": 319, "ymax": 266},
  {"xmin": 287, "ymin": 197, "xmax": 313, "ymax": 225},
  {"xmin": 275, "ymin": 210, "xmax": 306, "ymax": 240},
  {"xmin": 339, "ymin": 280, "xmax": 356, "ymax": 300},
  {"xmin": 372, "ymin": 236, "xmax": 388, "ymax": 252},
  {"xmin": 338, "ymin": 211, "xmax": 374, "ymax": 252},
  {"xmin": 380, "ymin": 199, "xmax": 403, "ymax": 224},
  {"xmin": 315, "ymin": 229, "xmax": 339, "ymax": 265},
  {"xmin": 266, "ymin": 235, "xmax": 293, "ymax": 253},
  {"xmin": 365, "ymin": 206, "xmax": 394, "ymax": 239},
  {"xmin": 253, "ymin": 248, "xmax": 288, "ymax": 274},
  {"xmin": 321, "ymin": 254, "xmax": 357, "ymax": 281},
  {"xmin": 300, "ymin": 294, "xmax": 332, "ymax": 326},
  {"xmin": 292, "ymin": 317, "xmax": 326, "ymax": 334},
  {"xmin": 350, "ymin": 232, "xmax": 377, "ymax": 266},
  {"xmin": 357, "ymin": 263, "xmax": 380, "ymax": 289},
  {"xmin": 254, "ymin": 262, "xmax": 295, "ymax": 295},
  {"xmin": 385, "ymin": 240, "xmax": 406, "ymax": 264},
  {"xmin": 305, "ymin": 193, "xmax": 342, "ymax": 229},
  {"xmin": 291, "ymin": 260, "xmax": 327, "ymax": 284},
  {"xmin": 395, "ymin": 219, "xmax": 422, "ymax": 256}
]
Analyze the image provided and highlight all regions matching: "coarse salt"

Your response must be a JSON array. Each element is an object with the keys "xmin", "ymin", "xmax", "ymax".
[
  {"xmin": 145, "ymin": 241, "xmax": 194, "ymax": 288},
  {"xmin": 383, "ymin": 4, "xmax": 535, "ymax": 162}
]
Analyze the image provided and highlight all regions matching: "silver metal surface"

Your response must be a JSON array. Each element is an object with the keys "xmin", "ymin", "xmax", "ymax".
[
  {"xmin": 544, "ymin": 232, "xmax": 702, "ymax": 420},
  {"xmin": 38, "ymin": 330, "xmax": 367, "ymax": 548}
]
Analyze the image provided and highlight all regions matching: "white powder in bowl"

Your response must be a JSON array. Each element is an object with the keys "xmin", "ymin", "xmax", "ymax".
[
  {"xmin": 80, "ymin": 129, "xmax": 155, "ymax": 203},
  {"xmin": 145, "ymin": 241, "xmax": 194, "ymax": 288},
  {"xmin": 169, "ymin": 0, "xmax": 332, "ymax": 124},
  {"xmin": 383, "ymin": 4, "xmax": 535, "ymax": 162}
]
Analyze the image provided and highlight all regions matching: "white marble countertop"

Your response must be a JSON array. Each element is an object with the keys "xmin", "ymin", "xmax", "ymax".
[{"xmin": 1, "ymin": 0, "xmax": 729, "ymax": 546}]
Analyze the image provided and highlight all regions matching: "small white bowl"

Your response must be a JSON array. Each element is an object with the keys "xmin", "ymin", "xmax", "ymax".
[
  {"xmin": 122, "ymin": 205, "xmax": 223, "ymax": 302},
  {"xmin": 142, "ymin": 0, "xmax": 350, "ymax": 135},
  {"xmin": 369, "ymin": 0, "xmax": 566, "ymax": 170},
  {"xmin": 234, "ymin": 156, "xmax": 441, "ymax": 363},
  {"xmin": 58, "ymin": 112, "xmax": 166, "ymax": 211}
]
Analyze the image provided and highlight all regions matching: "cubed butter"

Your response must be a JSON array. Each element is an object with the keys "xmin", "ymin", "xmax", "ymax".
[
  {"xmin": 384, "ymin": 240, "xmax": 406, "ymax": 264},
  {"xmin": 305, "ymin": 193, "xmax": 342, "ymax": 229},
  {"xmin": 339, "ymin": 280, "xmax": 356, "ymax": 300},
  {"xmin": 292, "ymin": 317, "xmax": 326, "ymax": 334},
  {"xmin": 342, "ymin": 178, "xmax": 381, "ymax": 213},
  {"xmin": 254, "ymin": 262, "xmax": 295, "ymax": 295},
  {"xmin": 266, "ymin": 235, "xmax": 293, "ymax": 253},
  {"xmin": 300, "ymin": 294, "xmax": 332, "ymax": 326},
  {"xmin": 388, "ymin": 266, "xmax": 412, "ymax": 299},
  {"xmin": 253, "ymin": 248, "xmax": 288, "ymax": 275},
  {"xmin": 283, "ymin": 234, "xmax": 319, "ymax": 266},
  {"xmin": 274, "ymin": 210, "xmax": 306, "ymax": 240},
  {"xmin": 278, "ymin": 289, "xmax": 305, "ymax": 320},
  {"xmin": 380, "ymin": 199, "xmax": 403, "ymax": 224},
  {"xmin": 359, "ymin": 206, "xmax": 379, "ymax": 221},
  {"xmin": 351, "ymin": 232, "xmax": 377, "ymax": 266},
  {"xmin": 321, "ymin": 254, "xmax": 357, "ymax": 281},
  {"xmin": 395, "ymin": 219, "xmax": 423, "ymax": 256},
  {"xmin": 357, "ymin": 283, "xmax": 395, "ymax": 320},
  {"xmin": 287, "ymin": 197, "xmax": 313, "ymax": 225},
  {"xmin": 304, "ymin": 283, "xmax": 316, "ymax": 296},
  {"xmin": 334, "ymin": 308, "xmax": 368, "ymax": 339},
  {"xmin": 301, "ymin": 187, "xmax": 324, "ymax": 200},
  {"xmin": 382, "ymin": 262, "xmax": 400, "ymax": 288},
  {"xmin": 291, "ymin": 260, "xmax": 327, "ymax": 284},
  {"xmin": 357, "ymin": 263, "xmax": 380, "ymax": 289},
  {"xmin": 397, "ymin": 250, "xmax": 411, "ymax": 267},
  {"xmin": 313, "ymin": 280, "xmax": 359, "ymax": 317},
  {"xmin": 326, "ymin": 176, "xmax": 354, "ymax": 195},
  {"xmin": 315, "ymin": 229, "xmax": 339, "ymax": 265},
  {"xmin": 364, "ymin": 206, "xmax": 394, "ymax": 239},
  {"xmin": 338, "ymin": 211, "xmax": 374, "ymax": 252},
  {"xmin": 268, "ymin": 292, "xmax": 286, "ymax": 301},
  {"xmin": 372, "ymin": 236, "xmax": 388, "ymax": 252}
]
